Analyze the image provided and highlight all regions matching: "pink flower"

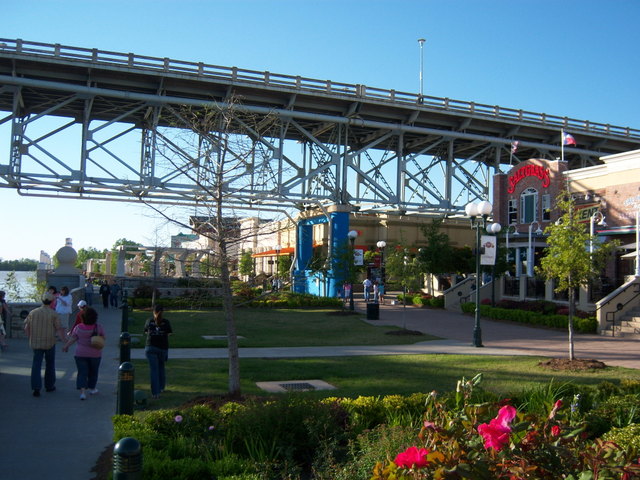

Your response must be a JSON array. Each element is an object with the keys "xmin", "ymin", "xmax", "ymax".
[
  {"xmin": 477, "ymin": 405, "xmax": 517, "ymax": 451},
  {"xmin": 394, "ymin": 446, "xmax": 430, "ymax": 469},
  {"xmin": 551, "ymin": 425, "xmax": 561, "ymax": 437},
  {"xmin": 174, "ymin": 415, "xmax": 183, "ymax": 423},
  {"xmin": 549, "ymin": 399, "xmax": 563, "ymax": 419}
]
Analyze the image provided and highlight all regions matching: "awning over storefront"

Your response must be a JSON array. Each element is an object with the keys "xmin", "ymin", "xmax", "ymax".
[{"xmin": 252, "ymin": 247, "xmax": 295, "ymax": 258}]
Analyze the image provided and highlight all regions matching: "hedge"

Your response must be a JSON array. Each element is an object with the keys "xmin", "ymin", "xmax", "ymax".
[{"xmin": 460, "ymin": 302, "xmax": 597, "ymax": 333}]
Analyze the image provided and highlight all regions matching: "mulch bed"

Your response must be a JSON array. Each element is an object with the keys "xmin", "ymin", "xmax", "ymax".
[
  {"xmin": 538, "ymin": 358, "xmax": 607, "ymax": 371},
  {"xmin": 385, "ymin": 329, "xmax": 425, "ymax": 336}
]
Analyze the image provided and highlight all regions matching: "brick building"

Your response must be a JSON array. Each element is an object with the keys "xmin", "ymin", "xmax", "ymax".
[{"xmin": 492, "ymin": 150, "xmax": 640, "ymax": 307}]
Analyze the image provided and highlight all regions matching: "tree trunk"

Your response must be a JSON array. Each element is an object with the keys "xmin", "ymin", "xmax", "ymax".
[{"xmin": 567, "ymin": 277, "xmax": 575, "ymax": 361}]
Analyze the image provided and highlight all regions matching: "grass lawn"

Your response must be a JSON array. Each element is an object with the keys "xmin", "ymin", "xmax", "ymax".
[
  {"xmin": 128, "ymin": 308, "xmax": 439, "ymax": 348},
  {"xmin": 132, "ymin": 354, "xmax": 640, "ymax": 409}
]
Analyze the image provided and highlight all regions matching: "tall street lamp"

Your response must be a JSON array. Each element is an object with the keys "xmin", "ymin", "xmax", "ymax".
[
  {"xmin": 418, "ymin": 38, "xmax": 426, "ymax": 98},
  {"xmin": 348, "ymin": 230, "xmax": 358, "ymax": 311},
  {"xmin": 527, "ymin": 222, "xmax": 543, "ymax": 277},
  {"xmin": 376, "ymin": 240, "xmax": 386, "ymax": 285},
  {"xmin": 274, "ymin": 244, "xmax": 282, "ymax": 291},
  {"xmin": 465, "ymin": 200, "xmax": 497, "ymax": 347},
  {"xmin": 403, "ymin": 252, "xmax": 409, "ymax": 330},
  {"xmin": 589, "ymin": 211, "xmax": 606, "ymax": 257}
]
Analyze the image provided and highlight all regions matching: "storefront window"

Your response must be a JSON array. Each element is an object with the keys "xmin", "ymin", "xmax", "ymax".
[
  {"xmin": 520, "ymin": 188, "xmax": 538, "ymax": 223},
  {"xmin": 508, "ymin": 199, "xmax": 518, "ymax": 225}
]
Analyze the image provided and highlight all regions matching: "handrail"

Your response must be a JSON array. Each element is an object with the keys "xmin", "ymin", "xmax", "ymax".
[
  {"xmin": 1, "ymin": 38, "xmax": 639, "ymax": 140},
  {"xmin": 603, "ymin": 282, "xmax": 640, "ymax": 337}
]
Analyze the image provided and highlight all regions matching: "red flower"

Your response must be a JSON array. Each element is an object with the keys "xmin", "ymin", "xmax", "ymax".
[
  {"xmin": 394, "ymin": 446, "xmax": 430, "ymax": 469},
  {"xmin": 477, "ymin": 405, "xmax": 517, "ymax": 451},
  {"xmin": 551, "ymin": 425, "xmax": 561, "ymax": 437},
  {"xmin": 548, "ymin": 399, "xmax": 563, "ymax": 419}
]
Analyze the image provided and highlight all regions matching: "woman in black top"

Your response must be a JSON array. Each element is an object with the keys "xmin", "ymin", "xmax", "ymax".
[{"xmin": 144, "ymin": 305, "xmax": 173, "ymax": 399}]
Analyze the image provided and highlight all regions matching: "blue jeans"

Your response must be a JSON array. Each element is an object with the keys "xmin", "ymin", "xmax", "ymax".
[
  {"xmin": 145, "ymin": 346, "xmax": 168, "ymax": 396},
  {"xmin": 31, "ymin": 346, "xmax": 56, "ymax": 391},
  {"xmin": 75, "ymin": 356, "xmax": 102, "ymax": 390}
]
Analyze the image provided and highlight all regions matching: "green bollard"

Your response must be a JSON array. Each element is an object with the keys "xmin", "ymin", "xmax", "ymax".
[
  {"xmin": 113, "ymin": 437, "xmax": 142, "ymax": 479},
  {"xmin": 121, "ymin": 293, "xmax": 129, "ymax": 332},
  {"xmin": 119, "ymin": 332, "xmax": 131, "ymax": 363},
  {"xmin": 117, "ymin": 362, "xmax": 135, "ymax": 415}
]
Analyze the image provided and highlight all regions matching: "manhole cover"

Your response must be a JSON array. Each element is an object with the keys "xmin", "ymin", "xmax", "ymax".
[
  {"xmin": 279, "ymin": 382, "xmax": 316, "ymax": 392},
  {"xmin": 256, "ymin": 379, "xmax": 337, "ymax": 393}
]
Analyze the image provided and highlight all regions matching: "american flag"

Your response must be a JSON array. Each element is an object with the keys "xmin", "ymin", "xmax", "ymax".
[{"xmin": 562, "ymin": 132, "xmax": 577, "ymax": 146}]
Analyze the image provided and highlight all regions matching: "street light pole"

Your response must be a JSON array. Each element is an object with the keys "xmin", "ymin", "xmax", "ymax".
[
  {"xmin": 589, "ymin": 211, "xmax": 606, "ymax": 257},
  {"xmin": 274, "ymin": 244, "xmax": 282, "ymax": 291},
  {"xmin": 527, "ymin": 222, "xmax": 543, "ymax": 277},
  {"xmin": 403, "ymin": 253, "xmax": 409, "ymax": 330},
  {"xmin": 465, "ymin": 200, "xmax": 498, "ymax": 348},
  {"xmin": 348, "ymin": 230, "xmax": 358, "ymax": 311},
  {"xmin": 376, "ymin": 240, "xmax": 386, "ymax": 285},
  {"xmin": 418, "ymin": 38, "xmax": 426, "ymax": 98}
]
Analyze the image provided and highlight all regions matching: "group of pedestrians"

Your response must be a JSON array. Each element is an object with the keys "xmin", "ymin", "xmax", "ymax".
[
  {"xmin": 19, "ymin": 281, "xmax": 172, "ymax": 402},
  {"xmin": 362, "ymin": 277, "xmax": 385, "ymax": 304}
]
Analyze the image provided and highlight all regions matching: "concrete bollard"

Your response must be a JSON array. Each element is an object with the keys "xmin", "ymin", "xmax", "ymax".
[
  {"xmin": 117, "ymin": 362, "xmax": 135, "ymax": 415},
  {"xmin": 113, "ymin": 436, "xmax": 142, "ymax": 479},
  {"xmin": 119, "ymin": 332, "xmax": 131, "ymax": 363}
]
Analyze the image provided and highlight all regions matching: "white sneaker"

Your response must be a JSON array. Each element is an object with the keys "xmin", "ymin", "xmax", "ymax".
[
  {"xmin": 89, "ymin": 389, "xmax": 99, "ymax": 395},
  {"xmin": 80, "ymin": 393, "xmax": 86, "ymax": 400}
]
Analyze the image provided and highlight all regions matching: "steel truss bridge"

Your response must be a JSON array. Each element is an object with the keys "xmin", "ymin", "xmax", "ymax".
[{"xmin": 1, "ymin": 38, "xmax": 640, "ymax": 216}]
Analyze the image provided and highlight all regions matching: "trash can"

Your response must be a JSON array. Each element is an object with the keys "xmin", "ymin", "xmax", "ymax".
[{"xmin": 366, "ymin": 302, "xmax": 379, "ymax": 320}]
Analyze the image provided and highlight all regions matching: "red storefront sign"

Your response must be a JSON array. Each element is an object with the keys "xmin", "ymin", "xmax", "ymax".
[{"xmin": 507, "ymin": 164, "xmax": 551, "ymax": 193}]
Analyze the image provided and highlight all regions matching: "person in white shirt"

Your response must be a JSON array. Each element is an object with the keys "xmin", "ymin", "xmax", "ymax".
[
  {"xmin": 362, "ymin": 278, "xmax": 372, "ymax": 302},
  {"xmin": 55, "ymin": 286, "xmax": 73, "ymax": 331}
]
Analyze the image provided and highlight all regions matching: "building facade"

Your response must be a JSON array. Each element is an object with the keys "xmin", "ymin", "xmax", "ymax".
[{"xmin": 492, "ymin": 150, "xmax": 640, "ymax": 308}]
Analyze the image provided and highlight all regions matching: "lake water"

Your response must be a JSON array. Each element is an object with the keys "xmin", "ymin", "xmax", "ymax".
[{"xmin": 0, "ymin": 271, "xmax": 37, "ymax": 302}]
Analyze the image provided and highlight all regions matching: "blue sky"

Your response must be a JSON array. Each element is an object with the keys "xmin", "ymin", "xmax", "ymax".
[{"xmin": 1, "ymin": 0, "xmax": 639, "ymax": 261}]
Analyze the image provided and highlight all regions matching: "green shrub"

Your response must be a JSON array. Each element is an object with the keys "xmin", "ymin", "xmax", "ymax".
[
  {"xmin": 327, "ymin": 424, "xmax": 417, "ymax": 480},
  {"xmin": 602, "ymin": 423, "xmax": 640, "ymax": 450},
  {"xmin": 460, "ymin": 303, "xmax": 597, "ymax": 333}
]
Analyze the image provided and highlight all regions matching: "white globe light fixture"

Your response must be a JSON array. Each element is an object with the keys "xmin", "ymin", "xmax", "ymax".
[{"xmin": 465, "ymin": 200, "xmax": 495, "ymax": 347}]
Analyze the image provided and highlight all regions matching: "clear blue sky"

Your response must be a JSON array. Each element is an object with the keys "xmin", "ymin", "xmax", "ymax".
[{"xmin": 1, "ymin": 0, "xmax": 639, "ymax": 261}]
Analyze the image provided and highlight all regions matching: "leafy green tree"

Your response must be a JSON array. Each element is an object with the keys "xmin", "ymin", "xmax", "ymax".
[
  {"xmin": 538, "ymin": 192, "xmax": 617, "ymax": 360},
  {"xmin": 0, "ymin": 258, "xmax": 38, "ymax": 271},
  {"xmin": 76, "ymin": 247, "xmax": 104, "ymax": 271},
  {"xmin": 385, "ymin": 246, "xmax": 422, "ymax": 293},
  {"xmin": 277, "ymin": 254, "xmax": 292, "ymax": 283},
  {"xmin": 417, "ymin": 218, "xmax": 453, "ymax": 292},
  {"xmin": 239, "ymin": 249, "xmax": 254, "ymax": 279}
]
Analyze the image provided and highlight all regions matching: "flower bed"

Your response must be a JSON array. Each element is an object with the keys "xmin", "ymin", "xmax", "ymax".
[{"xmin": 112, "ymin": 377, "xmax": 640, "ymax": 479}]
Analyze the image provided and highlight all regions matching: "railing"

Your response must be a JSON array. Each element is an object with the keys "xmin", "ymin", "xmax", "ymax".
[
  {"xmin": 596, "ymin": 278, "xmax": 640, "ymax": 336},
  {"xmin": 2, "ymin": 38, "xmax": 640, "ymax": 140}
]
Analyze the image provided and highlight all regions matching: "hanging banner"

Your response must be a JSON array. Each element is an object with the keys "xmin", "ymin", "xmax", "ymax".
[
  {"xmin": 353, "ymin": 249, "xmax": 364, "ymax": 266},
  {"xmin": 480, "ymin": 235, "xmax": 498, "ymax": 266}
]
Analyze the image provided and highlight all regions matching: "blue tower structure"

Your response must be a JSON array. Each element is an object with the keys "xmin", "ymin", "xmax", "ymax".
[{"xmin": 293, "ymin": 208, "xmax": 350, "ymax": 297}]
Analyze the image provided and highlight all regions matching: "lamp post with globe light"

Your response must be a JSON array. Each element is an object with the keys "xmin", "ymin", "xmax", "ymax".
[
  {"xmin": 376, "ymin": 240, "xmax": 386, "ymax": 285},
  {"xmin": 465, "ymin": 200, "xmax": 500, "ymax": 347},
  {"xmin": 589, "ymin": 211, "xmax": 606, "ymax": 258},
  {"xmin": 527, "ymin": 222, "xmax": 543, "ymax": 277},
  {"xmin": 348, "ymin": 230, "xmax": 358, "ymax": 311}
]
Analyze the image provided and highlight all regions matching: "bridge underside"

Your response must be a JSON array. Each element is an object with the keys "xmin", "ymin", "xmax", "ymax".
[{"xmin": 1, "ymin": 39, "xmax": 639, "ymax": 216}]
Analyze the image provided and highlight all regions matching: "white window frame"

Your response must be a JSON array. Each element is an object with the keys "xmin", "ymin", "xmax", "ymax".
[{"xmin": 520, "ymin": 188, "xmax": 538, "ymax": 223}]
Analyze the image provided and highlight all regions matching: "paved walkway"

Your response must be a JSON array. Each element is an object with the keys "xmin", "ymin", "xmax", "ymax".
[{"xmin": 1, "ymin": 298, "xmax": 639, "ymax": 479}]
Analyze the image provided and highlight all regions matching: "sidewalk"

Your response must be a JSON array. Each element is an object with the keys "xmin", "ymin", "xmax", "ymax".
[
  {"xmin": 1, "ymin": 298, "xmax": 638, "ymax": 479},
  {"xmin": 0, "ymin": 303, "xmax": 122, "ymax": 480}
]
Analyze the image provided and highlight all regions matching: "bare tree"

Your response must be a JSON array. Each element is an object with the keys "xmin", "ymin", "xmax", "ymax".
[{"xmin": 134, "ymin": 97, "xmax": 281, "ymax": 397}]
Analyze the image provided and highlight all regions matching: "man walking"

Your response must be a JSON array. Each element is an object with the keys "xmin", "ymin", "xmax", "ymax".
[
  {"xmin": 23, "ymin": 292, "xmax": 67, "ymax": 397},
  {"xmin": 362, "ymin": 277, "xmax": 372, "ymax": 302}
]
